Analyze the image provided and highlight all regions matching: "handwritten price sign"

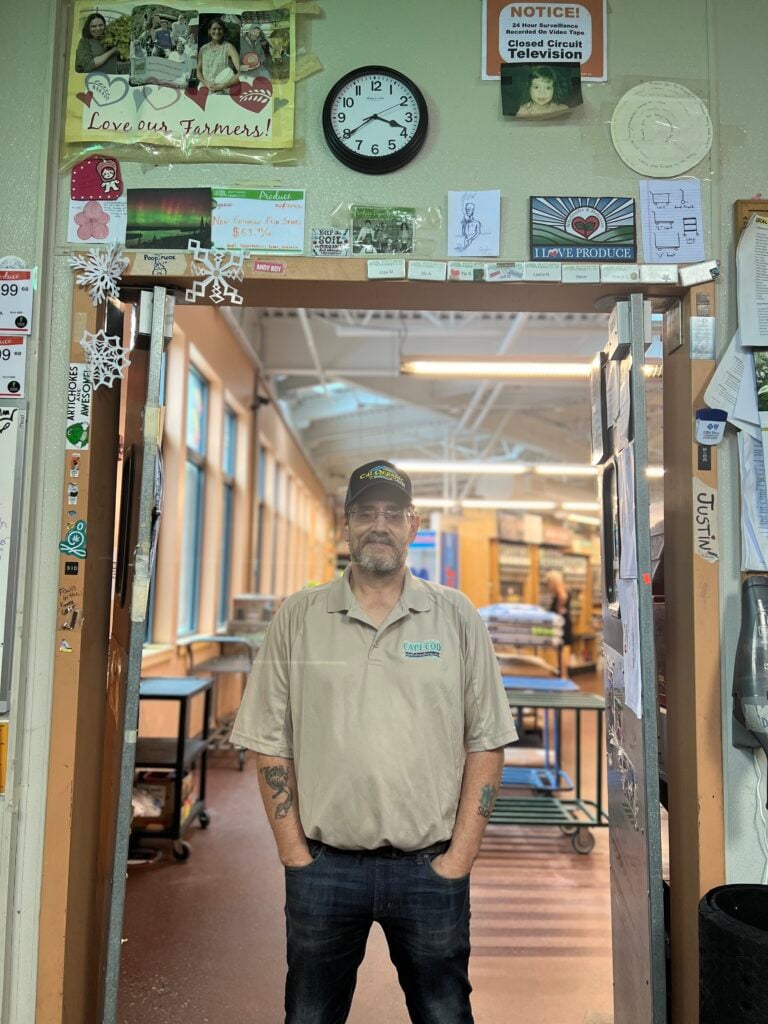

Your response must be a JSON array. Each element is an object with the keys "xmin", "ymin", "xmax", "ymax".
[{"xmin": 0, "ymin": 271, "xmax": 33, "ymax": 334}]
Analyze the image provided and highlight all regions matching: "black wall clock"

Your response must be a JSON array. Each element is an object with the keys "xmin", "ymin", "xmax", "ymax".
[{"xmin": 322, "ymin": 66, "xmax": 428, "ymax": 174}]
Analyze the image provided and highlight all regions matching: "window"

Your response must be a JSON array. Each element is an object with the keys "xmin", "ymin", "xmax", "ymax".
[
  {"xmin": 218, "ymin": 406, "xmax": 237, "ymax": 627},
  {"xmin": 178, "ymin": 367, "xmax": 208, "ymax": 634},
  {"xmin": 271, "ymin": 462, "xmax": 281, "ymax": 594},
  {"xmin": 254, "ymin": 444, "xmax": 267, "ymax": 591},
  {"xmin": 144, "ymin": 350, "xmax": 168, "ymax": 644}
]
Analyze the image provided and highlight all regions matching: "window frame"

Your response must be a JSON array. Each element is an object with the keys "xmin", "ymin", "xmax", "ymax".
[{"xmin": 177, "ymin": 365, "xmax": 209, "ymax": 636}]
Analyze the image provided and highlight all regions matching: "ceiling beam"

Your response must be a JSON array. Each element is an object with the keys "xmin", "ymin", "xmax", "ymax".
[{"xmin": 297, "ymin": 309, "xmax": 328, "ymax": 393}]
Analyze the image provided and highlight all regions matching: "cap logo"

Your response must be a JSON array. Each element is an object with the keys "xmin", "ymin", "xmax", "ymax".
[{"xmin": 359, "ymin": 465, "xmax": 406, "ymax": 487}]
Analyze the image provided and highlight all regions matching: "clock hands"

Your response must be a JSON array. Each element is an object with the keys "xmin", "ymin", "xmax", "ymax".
[
  {"xmin": 343, "ymin": 112, "xmax": 379, "ymax": 138},
  {"xmin": 374, "ymin": 116, "xmax": 408, "ymax": 129},
  {"xmin": 340, "ymin": 100, "xmax": 410, "ymax": 138}
]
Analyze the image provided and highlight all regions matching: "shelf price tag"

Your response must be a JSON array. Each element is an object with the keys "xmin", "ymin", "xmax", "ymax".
[
  {"xmin": 0, "ymin": 335, "xmax": 26, "ymax": 398},
  {"xmin": 0, "ymin": 270, "xmax": 33, "ymax": 334}
]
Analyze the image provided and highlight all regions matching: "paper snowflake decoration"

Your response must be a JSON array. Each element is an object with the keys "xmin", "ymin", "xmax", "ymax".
[
  {"xmin": 78, "ymin": 329, "xmax": 131, "ymax": 389},
  {"xmin": 68, "ymin": 243, "xmax": 129, "ymax": 305},
  {"xmin": 186, "ymin": 239, "xmax": 244, "ymax": 305}
]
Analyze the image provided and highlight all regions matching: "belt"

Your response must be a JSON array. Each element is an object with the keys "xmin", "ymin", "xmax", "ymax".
[{"xmin": 311, "ymin": 838, "xmax": 450, "ymax": 859}]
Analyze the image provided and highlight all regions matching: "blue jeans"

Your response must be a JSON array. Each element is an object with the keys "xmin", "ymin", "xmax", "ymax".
[{"xmin": 284, "ymin": 839, "xmax": 474, "ymax": 1024}]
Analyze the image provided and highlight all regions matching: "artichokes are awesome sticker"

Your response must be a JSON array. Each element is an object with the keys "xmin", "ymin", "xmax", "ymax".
[
  {"xmin": 64, "ymin": 2, "xmax": 296, "ymax": 153},
  {"xmin": 66, "ymin": 364, "xmax": 93, "ymax": 451}
]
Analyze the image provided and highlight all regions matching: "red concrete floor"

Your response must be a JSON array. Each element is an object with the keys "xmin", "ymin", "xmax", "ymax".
[{"xmin": 118, "ymin": 673, "xmax": 613, "ymax": 1024}]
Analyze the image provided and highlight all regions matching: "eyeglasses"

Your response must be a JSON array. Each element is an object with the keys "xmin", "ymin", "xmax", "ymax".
[{"xmin": 348, "ymin": 509, "xmax": 411, "ymax": 525}]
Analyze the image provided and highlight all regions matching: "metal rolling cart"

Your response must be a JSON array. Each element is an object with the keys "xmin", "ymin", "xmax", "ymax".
[
  {"xmin": 131, "ymin": 675, "xmax": 213, "ymax": 862},
  {"xmin": 492, "ymin": 688, "xmax": 608, "ymax": 854},
  {"xmin": 186, "ymin": 635, "xmax": 257, "ymax": 770},
  {"xmin": 501, "ymin": 673, "xmax": 579, "ymax": 792}
]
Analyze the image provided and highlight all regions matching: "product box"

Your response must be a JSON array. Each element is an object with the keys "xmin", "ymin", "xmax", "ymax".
[{"xmin": 132, "ymin": 770, "xmax": 195, "ymax": 831}]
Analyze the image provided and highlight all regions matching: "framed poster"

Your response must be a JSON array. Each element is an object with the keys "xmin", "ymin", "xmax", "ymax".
[
  {"xmin": 482, "ymin": 0, "xmax": 607, "ymax": 82},
  {"xmin": 64, "ymin": 1, "xmax": 296, "ymax": 155},
  {"xmin": 0, "ymin": 405, "xmax": 26, "ymax": 712},
  {"xmin": 530, "ymin": 196, "xmax": 636, "ymax": 261}
]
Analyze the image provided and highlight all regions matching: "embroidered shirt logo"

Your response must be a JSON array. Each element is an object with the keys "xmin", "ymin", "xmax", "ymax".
[{"xmin": 403, "ymin": 640, "xmax": 441, "ymax": 658}]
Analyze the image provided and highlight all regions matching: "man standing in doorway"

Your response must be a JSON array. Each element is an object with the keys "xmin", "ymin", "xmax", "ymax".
[{"xmin": 231, "ymin": 460, "xmax": 517, "ymax": 1023}]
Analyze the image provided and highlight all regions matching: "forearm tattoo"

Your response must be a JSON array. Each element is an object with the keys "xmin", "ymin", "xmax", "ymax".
[
  {"xmin": 260, "ymin": 766, "xmax": 294, "ymax": 819},
  {"xmin": 477, "ymin": 783, "xmax": 498, "ymax": 820}
]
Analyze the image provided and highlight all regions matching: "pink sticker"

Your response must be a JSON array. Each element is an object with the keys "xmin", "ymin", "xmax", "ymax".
[
  {"xmin": 71, "ymin": 156, "xmax": 124, "ymax": 201},
  {"xmin": 253, "ymin": 260, "xmax": 286, "ymax": 274}
]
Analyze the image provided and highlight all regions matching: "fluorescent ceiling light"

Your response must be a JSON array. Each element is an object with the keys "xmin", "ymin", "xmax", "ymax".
[
  {"xmin": 462, "ymin": 499, "xmax": 557, "ymax": 511},
  {"xmin": 400, "ymin": 357, "xmax": 592, "ymax": 379},
  {"xmin": 562, "ymin": 501, "xmax": 601, "ymax": 511},
  {"xmin": 534, "ymin": 464, "xmax": 599, "ymax": 477},
  {"xmin": 566, "ymin": 513, "xmax": 602, "ymax": 526},
  {"xmin": 397, "ymin": 459, "xmax": 527, "ymax": 475},
  {"xmin": 398, "ymin": 460, "xmax": 664, "ymax": 478},
  {"xmin": 412, "ymin": 497, "xmax": 457, "ymax": 508}
]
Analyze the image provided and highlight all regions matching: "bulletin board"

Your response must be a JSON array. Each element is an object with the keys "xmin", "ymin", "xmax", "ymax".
[
  {"xmin": 0, "ymin": 405, "xmax": 26, "ymax": 713},
  {"xmin": 64, "ymin": 0, "xmax": 296, "ymax": 155}
]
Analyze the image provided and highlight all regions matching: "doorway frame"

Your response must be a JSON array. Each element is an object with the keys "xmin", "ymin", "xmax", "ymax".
[{"xmin": 36, "ymin": 260, "xmax": 724, "ymax": 1024}]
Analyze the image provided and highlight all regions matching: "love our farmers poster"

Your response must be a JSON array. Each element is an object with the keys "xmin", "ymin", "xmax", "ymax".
[{"xmin": 64, "ymin": 1, "xmax": 295, "ymax": 154}]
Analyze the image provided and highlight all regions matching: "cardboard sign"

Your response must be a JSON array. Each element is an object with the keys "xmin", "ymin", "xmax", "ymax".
[{"xmin": 483, "ymin": 0, "xmax": 607, "ymax": 81}]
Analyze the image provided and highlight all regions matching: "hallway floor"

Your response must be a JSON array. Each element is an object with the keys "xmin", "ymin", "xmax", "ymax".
[{"xmin": 119, "ymin": 673, "xmax": 613, "ymax": 1024}]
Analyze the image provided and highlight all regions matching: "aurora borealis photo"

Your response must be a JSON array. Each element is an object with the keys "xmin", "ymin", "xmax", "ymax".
[{"xmin": 126, "ymin": 188, "xmax": 212, "ymax": 248}]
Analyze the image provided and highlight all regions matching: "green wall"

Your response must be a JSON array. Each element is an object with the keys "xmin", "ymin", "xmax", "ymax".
[{"xmin": 1, "ymin": 0, "xmax": 767, "ymax": 1017}]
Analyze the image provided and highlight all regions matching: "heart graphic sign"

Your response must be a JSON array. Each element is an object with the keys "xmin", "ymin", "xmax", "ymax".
[
  {"xmin": 85, "ymin": 73, "xmax": 130, "ymax": 107},
  {"xmin": 230, "ymin": 77, "xmax": 273, "ymax": 115},
  {"xmin": 530, "ymin": 197, "xmax": 637, "ymax": 262},
  {"xmin": 571, "ymin": 216, "xmax": 600, "ymax": 239}
]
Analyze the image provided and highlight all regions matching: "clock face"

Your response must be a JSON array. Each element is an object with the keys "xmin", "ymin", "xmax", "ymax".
[{"xmin": 322, "ymin": 66, "xmax": 428, "ymax": 174}]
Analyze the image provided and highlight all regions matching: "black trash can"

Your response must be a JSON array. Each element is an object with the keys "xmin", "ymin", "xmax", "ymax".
[{"xmin": 699, "ymin": 884, "xmax": 768, "ymax": 1023}]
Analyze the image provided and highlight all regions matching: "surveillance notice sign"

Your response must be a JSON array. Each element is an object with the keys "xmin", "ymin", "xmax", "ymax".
[{"xmin": 482, "ymin": 1, "xmax": 607, "ymax": 81}]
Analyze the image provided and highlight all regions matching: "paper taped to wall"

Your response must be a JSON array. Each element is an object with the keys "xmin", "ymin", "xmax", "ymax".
[{"xmin": 737, "ymin": 215, "xmax": 768, "ymax": 347}]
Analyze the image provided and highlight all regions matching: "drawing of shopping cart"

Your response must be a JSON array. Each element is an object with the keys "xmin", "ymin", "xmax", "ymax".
[
  {"xmin": 654, "ymin": 232, "xmax": 680, "ymax": 257},
  {"xmin": 682, "ymin": 217, "xmax": 698, "ymax": 239},
  {"xmin": 675, "ymin": 189, "xmax": 694, "ymax": 208},
  {"xmin": 650, "ymin": 191, "xmax": 671, "ymax": 207}
]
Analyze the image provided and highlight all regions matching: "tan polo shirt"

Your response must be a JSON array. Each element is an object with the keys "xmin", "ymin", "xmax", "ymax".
[{"xmin": 230, "ymin": 567, "xmax": 518, "ymax": 852}]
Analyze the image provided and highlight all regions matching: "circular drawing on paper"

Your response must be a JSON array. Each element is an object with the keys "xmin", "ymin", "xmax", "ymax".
[{"xmin": 610, "ymin": 81, "xmax": 713, "ymax": 177}]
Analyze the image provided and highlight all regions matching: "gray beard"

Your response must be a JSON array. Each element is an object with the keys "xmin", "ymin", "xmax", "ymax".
[{"xmin": 350, "ymin": 535, "xmax": 407, "ymax": 575}]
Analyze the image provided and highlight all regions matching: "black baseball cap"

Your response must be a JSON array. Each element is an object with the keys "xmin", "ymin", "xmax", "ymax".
[{"xmin": 344, "ymin": 460, "xmax": 413, "ymax": 512}]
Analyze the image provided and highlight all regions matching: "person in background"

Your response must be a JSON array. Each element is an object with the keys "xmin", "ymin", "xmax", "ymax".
[
  {"xmin": 516, "ymin": 66, "xmax": 570, "ymax": 119},
  {"xmin": 75, "ymin": 13, "xmax": 119, "ymax": 74},
  {"xmin": 152, "ymin": 16, "xmax": 174, "ymax": 55},
  {"xmin": 171, "ymin": 12, "xmax": 190, "ymax": 45},
  {"xmin": 231, "ymin": 459, "xmax": 517, "ymax": 1023},
  {"xmin": 546, "ymin": 569, "xmax": 573, "ymax": 674},
  {"xmin": 168, "ymin": 39, "xmax": 189, "ymax": 64},
  {"xmin": 196, "ymin": 17, "xmax": 240, "ymax": 92}
]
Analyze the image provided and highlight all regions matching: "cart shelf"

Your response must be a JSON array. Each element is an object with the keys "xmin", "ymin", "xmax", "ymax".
[
  {"xmin": 131, "ymin": 675, "xmax": 214, "ymax": 862},
  {"xmin": 135, "ymin": 737, "xmax": 209, "ymax": 770},
  {"xmin": 493, "ymin": 687, "xmax": 608, "ymax": 854}
]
